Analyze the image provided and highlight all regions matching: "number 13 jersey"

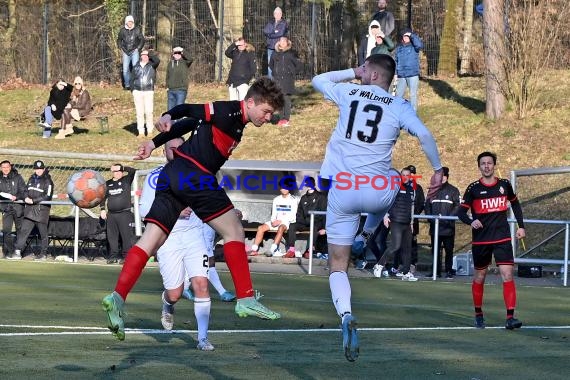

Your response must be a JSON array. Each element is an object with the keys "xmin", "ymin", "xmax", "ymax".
[{"xmin": 312, "ymin": 69, "xmax": 441, "ymax": 181}]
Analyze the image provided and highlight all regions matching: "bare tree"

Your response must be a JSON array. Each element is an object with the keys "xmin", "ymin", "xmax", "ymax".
[
  {"xmin": 459, "ymin": 0, "xmax": 474, "ymax": 74},
  {"xmin": 482, "ymin": 0, "xmax": 506, "ymax": 119},
  {"xmin": 499, "ymin": 0, "xmax": 569, "ymax": 118}
]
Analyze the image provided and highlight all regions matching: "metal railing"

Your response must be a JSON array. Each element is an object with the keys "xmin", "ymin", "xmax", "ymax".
[{"xmin": 308, "ymin": 211, "xmax": 570, "ymax": 286}]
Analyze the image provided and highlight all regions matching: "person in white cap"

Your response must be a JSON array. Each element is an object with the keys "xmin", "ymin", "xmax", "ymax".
[
  {"xmin": 116, "ymin": 15, "xmax": 144, "ymax": 90},
  {"xmin": 10, "ymin": 160, "xmax": 54, "ymax": 261},
  {"xmin": 166, "ymin": 46, "xmax": 193, "ymax": 111}
]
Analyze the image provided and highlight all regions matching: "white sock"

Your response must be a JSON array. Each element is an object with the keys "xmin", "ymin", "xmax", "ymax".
[
  {"xmin": 194, "ymin": 297, "xmax": 211, "ymax": 341},
  {"xmin": 329, "ymin": 271, "xmax": 351, "ymax": 318},
  {"xmin": 183, "ymin": 276, "xmax": 190, "ymax": 291},
  {"xmin": 251, "ymin": 244, "xmax": 259, "ymax": 252},
  {"xmin": 208, "ymin": 267, "xmax": 227, "ymax": 296}
]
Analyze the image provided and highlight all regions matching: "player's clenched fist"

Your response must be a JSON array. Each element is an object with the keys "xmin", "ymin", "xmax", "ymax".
[
  {"xmin": 134, "ymin": 140, "xmax": 155, "ymax": 161},
  {"xmin": 156, "ymin": 114, "xmax": 172, "ymax": 132}
]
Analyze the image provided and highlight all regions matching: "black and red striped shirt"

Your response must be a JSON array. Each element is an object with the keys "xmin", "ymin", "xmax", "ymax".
[
  {"xmin": 459, "ymin": 177, "xmax": 524, "ymax": 245},
  {"xmin": 153, "ymin": 101, "xmax": 248, "ymax": 174}
]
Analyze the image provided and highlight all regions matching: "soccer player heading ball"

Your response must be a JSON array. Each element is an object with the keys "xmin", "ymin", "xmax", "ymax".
[{"xmin": 102, "ymin": 77, "xmax": 284, "ymax": 341}]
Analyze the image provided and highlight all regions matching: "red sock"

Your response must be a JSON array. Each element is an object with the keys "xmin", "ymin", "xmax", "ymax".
[
  {"xmin": 503, "ymin": 280, "xmax": 517, "ymax": 314},
  {"xmin": 472, "ymin": 281, "xmax": 484, "ymax": 313},
  {"xmin": 114, "ymin": 245, "xmax": 149, "ymax": 301},
  {"xmin": 223, "ymin": 241, "xmax": 254, "ymax": 299}
]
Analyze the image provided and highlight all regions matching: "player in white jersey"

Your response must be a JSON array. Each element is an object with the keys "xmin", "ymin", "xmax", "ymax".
[
  {"xmin": 139, "ymin": 137, "xmax": 219, "ymax": 351},
  {"xmin": 312, "ymin": 54, "xmax": 443, "ymax": 361}
]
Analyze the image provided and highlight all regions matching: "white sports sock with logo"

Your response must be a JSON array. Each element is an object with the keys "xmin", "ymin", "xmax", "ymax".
[{"xmin": 329, "ymin": 271, "xmax": 352, "ymax": 318}]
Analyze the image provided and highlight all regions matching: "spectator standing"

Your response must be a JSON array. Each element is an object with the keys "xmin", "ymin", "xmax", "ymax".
[
  {"xmin": 458, "ymin": 152, "xmax": 525, "ymax": 330},
  {"xmin": 250, "ymin": 181, "xmax": 298, "ymax": 257},
  {"xmin": 11, "ymin": 160, "xmax": 54, "ymax": 261},
  {"xmin": 425, "ymin": 166, "xmax": 460, "ymax": 278},
  {"xmin": 166, "ymin": 46, "xmax": 193, "ymax": 111},
  {"xmin": 56, "ymin": 76, "xmax": 92, "ymax": 140},
  {"xmin": 358, "ymin": 20, "xmax": 383, "ymax": 66},
  {"xmin": 284, "ymin": 177, "xmax": 327, "ymax": 258},
  {"xmin": 394, "ymin": 28, "xmax": 424, "ymax": 111},
  {"xmin": 117, "ymin": 15, "xmax": 144, "ymax": 90},
  {"xmin": 406, "ymin": 165, "xmax": 425, "ymax": 273},
  {"xmin": 40, "ymin": 80, "xmax": 73, "ymax": 139},
  {"xmin": 225, "ymin": 37, "xmax": 257, "ymax": 101},
  {"xmin": 263, "ymin": 6, "xmax": 288, "ymax": 78},
  {"xmin": 0, "ymin": 160, "xmax": 26, "ymax": 259},
  {"xmin": 371, "ymin": 0, "xmax": 395, "ymax": 37},
  {"xmin": 377, "ymin": 167, "xmax": 418, "ymax": 281},
  {"xmin": 100, "ymin": 164, "xmax": 136, "ymax": 264},
  {"xmin": 269, "ymin": 36, "xmax": 300, "ymax": 127},
  {"xmin": 131, "ymin": 49, "xmax": 160, "ymax": 137}
]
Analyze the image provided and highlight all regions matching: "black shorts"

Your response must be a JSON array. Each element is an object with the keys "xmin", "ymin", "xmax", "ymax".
[
  {"xmin": 472, "ymin": 241, "xmax": 514, "ymax": 269},
  {"xmin": 144, "ymin": 157, "xmax": 234, "ymax": 234}
]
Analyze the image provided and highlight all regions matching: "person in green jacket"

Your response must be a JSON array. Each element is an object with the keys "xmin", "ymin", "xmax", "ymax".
[{"xmin": 370, "ymin": 30, "xmax": 394, "ymax": 55}]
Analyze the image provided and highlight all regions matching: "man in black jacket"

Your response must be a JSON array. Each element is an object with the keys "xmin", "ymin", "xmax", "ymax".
[
  {"xmin": 225, "ymin": 37, "xmax": 257, "ymax": 101},
  {"xmin": 100, "ymin": 164, "xmax": 136, "ymax": 264},
  {"xmin": 425, "ymin": 167, "xmax": 460, "ymax": 278},
  {"xmin": 117, "ymin": 15, "xmax": 145, "ymax": 90},
  {"xmin": 284, "ymin": 177, "xmax": 327, "ymax": 258},
  {"xmin": 374, "ymin": 167, "xmax": 417, "ymax": 281},
  {"xmin": 406, "ymin": 165, "xmax": 425, "ymax": 273},
  {"xmin": 0, "ymin": 160, "xmax": 26, "ymax": 258},
  {"xmin": 11, "ymin": 160, "xmax": 54, "ymax": 260}
]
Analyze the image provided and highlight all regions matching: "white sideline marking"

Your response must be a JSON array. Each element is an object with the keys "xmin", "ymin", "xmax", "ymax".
[{"xmin": 1, "ymin": 324, "xmax": 570, "ymax": 337}]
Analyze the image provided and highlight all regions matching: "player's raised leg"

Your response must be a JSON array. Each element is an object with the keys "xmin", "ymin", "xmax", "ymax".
[
  {"xmin": 207, "ymin": 210, "xmax": 280, "ymax": 320},
  {"xmin": 102, "ymin": 223, "xmax": 168, "ymax": 340}
]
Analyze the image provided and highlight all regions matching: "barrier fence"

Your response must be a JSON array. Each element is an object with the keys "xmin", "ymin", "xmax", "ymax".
[{"xmin": 308, "ymin": 211, "xmax": 570, "ymax": 286}]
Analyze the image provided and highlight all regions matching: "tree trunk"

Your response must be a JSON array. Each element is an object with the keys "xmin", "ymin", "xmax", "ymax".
[
  {"xmin": 459, "ymin": 0, "xmax": 474, "ymax": 74},
  {"xmin": 156, "ymin": 2, "xmax": 173, "ymax": 84},
  {"xmin": 483, "ymin": 0, "xmax": 506, "ymax": 119},
  {"xmin": 0, "ymin": 0, "xmax": 16, "ymax": 78},
  {"xmin": 438, "ymin": 0, "xmax": 460, "ymax": 77}
]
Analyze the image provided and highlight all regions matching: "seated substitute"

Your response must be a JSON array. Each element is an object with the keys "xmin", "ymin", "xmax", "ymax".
[
  {"xmin": 250, "ymin": 180, "xmax": 298, "ymax": 257},
  {"xmin": 284, "ymin": 176, "xmax": 327, "ymax": 258}
]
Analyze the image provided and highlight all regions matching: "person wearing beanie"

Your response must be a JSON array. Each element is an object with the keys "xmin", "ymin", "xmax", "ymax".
[
  {"xmin": 56, "ymin": 76, "xmax": 92, "ymax": 139},
  {"xmin": 10, "ymin": 160, "xmax": 54, "ymax": 261},
  {"xmin": 131, "ymin": 49, "xmax": 160, "ymax": 137},
  {"xmin": 116, "ymin": 15, "xmax": 145, "ymax": 90},
  {"xmin": 40, "ymin": 79, "xmax": 73, "ymax": 138},
  {"xmin": 394, "ymin": 27, "xmax": 423, "ymax": 111},
  {"xmin": 166, "ymin": 46, "xmax": 193, "ymax": 110}
]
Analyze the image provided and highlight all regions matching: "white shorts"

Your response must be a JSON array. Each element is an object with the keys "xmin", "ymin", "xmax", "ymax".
[
  {"xmin": 326, "ymin": 169, "xmax": 400, "ymax": 246},
  {"xmin": 263, "ymin": 221, "xmax": 290, "ymax": 231},
  {"xmin": 202, "ymin": 223, "xmax": 216, "ymax": 258},
  {"xmin": 158, "ymin": 226, "xmax": 210, "ymax": 290}
]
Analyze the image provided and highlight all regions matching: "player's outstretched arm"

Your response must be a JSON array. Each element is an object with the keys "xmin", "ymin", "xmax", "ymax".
[
  {"xmin": 134, "ymin": 140, "xmax": 156, "ymax": 161},
  {"xmin": 311, "ymin": 68, "xmax": 356, "ymax": 96}
]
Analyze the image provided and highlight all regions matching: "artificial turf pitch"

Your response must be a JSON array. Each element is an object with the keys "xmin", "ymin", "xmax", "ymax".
[{"xmin": 1, "ymin": 261, "xmax": 569, "ymax": 379}]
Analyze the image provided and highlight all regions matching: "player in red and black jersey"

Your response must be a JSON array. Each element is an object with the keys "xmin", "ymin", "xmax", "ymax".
[
  {"xmin": 458, "ymin": 151, "xmax": 526, "ymax": 330},
  {"xmin": 101, "ymin": 78, "xmax": 285, "ymax": 341}
]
